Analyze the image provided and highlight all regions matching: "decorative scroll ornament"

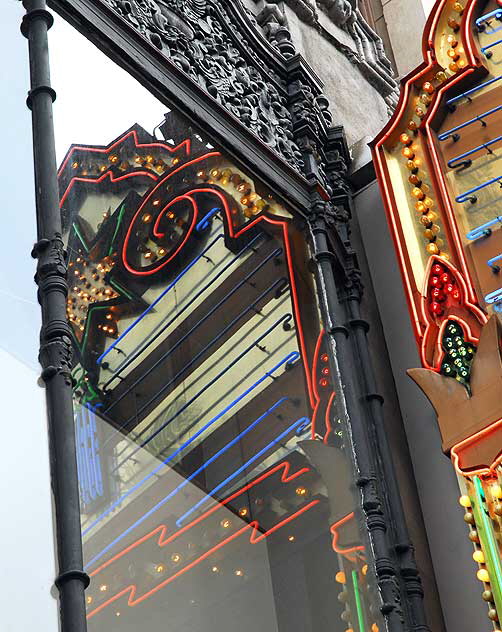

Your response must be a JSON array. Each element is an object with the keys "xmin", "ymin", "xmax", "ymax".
[{"xmin": 101, "ymin": 0, "xmax": 303, "ymax": 169}]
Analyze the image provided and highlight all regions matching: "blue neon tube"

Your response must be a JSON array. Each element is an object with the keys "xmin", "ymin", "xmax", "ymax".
[
  {"xmin": 83, "ymin": 354, "xmax": 299, "ymax": 562},
  {"xmin": 485, "ymin": 287, "xmax": 502, "ymax": 304},
  {"xmin": 482, "ymin": 38, "xmax": 502, "ymax": 56},
  {"xmin": 476, "ymin": 8, "xmax": 502, "ymax": 34},
  {"xmin": 98, "ymin": 233, "xmax": 225, "ymax": 365},
  {"xmin": 438, "ymin": 105, "xmax": 502, "ymax": 141},
  {"xmin": 112, "ymin": 336, "xmax": 300, "ymax": 473},
  {"xmin": 102, "ymin": 310, "xmax": 293, "ymax": 462},
  {"xmin": 176, "ymin": 415, "xmax": 310, "ymax": 527},
  {"xmin": 487, "ymin": 253, "xmax": 502, "ymax": 269},
  {"xmin": 83, "ymin": 397, "xmax": 289, "ymax": 542},
  {"xmin": 112, "ymin": 277, "xmax": 288, "ymax": 469},
  {"xmin": 448, "ymin": 135, "xmax": 502, "ymax": 169},
  {"xmin": 446, "ymin": 75, "xmax": 502, "ymax": 107},
  {"xmin": 196, "ymin": 207, "xmax": 221, "ymax": 231},
  {"xmin": 84, "ymin": 349, "xmax": 298, "ymax": 532},
  {"xmin": 103, "ymin": 246, "xmax": 283, "ymax": 420},
  {"xmin": 456, "ymin": 175, "xmax": 502, "ymax": 203},
  {"xmin": 102, "ymin": 233, "xmax": 264, "ymax": 389},
  {"xmin": 467, "ymin": 216, "xmax": 502, "ymax": 240}
]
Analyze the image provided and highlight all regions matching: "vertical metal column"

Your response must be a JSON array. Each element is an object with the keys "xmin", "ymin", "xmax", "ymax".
[
  {"xmin": 20, "ymin": 1, "xmax": 89, "ymax": 630},
  {"xmin": 307, "ymin": 199, "xmax": 409, "ymax": 631}
]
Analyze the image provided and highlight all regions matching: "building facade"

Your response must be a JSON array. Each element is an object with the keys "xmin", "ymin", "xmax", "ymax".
[{"xmin": 5, "ymin": 0, "xmax": 498, "ymax": 631}]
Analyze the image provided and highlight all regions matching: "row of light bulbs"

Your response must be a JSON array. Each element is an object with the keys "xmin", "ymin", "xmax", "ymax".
[{"xmin": 459, "ymin": 482, "xmax": 502, "ymax": 627}]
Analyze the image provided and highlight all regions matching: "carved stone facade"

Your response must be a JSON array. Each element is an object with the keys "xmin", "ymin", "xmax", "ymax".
[{"xmin": 102, "ymin": 0, "xmax": 304, "ymax": 169}]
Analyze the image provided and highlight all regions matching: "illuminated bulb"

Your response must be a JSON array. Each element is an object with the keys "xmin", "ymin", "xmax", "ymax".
[
  {"xmin": 453, "ymin": 2, "xmax": 463, "ymax": 13},
  {"xmin": 172, "ymin": 157, "xmax": 180, "ymax": 166},
  {"xmin": 221, "ymin": 519, "xmax": 232, "ymax": 529},
  {"xmin": 473, "ymin": 550, "xmax": 485, "ymax": 564},
  {"xmin": 171, "ymin": 554, "xmax": 181, "ymax": 563},
  {"xmin": 412, "ymin": 187, "xmax": 425, "ymax": 200},
  {"xmin": 211, "ymin": 566, "xmax": 219, "ymax": 573},
  {"xmin": 415, "ymin": 201, "xmax": 426, "ymax": 213},
  {"xmin": 86, "ymin": 596, "xmax": 93, "ymax": 604},
  {"xmin": 72, "ymin": 161, "xmax": 79, "ymax": 169},
  {"xmin": 116, "ymin": 612, "xmax": 121, "ymax": 617},
  {"xmin": 447, "ymin": 48, "xmax": 459, "ymax": 60},
  {"xmin": 446, "ymin": 34, "xmax": 457, "ymax": 46},
  {"xmin": 422, "ymin": 81, "xmax": 435, "ymax": 94},
  {"xmin": 210, "ymin": 168, "xmax": 220, "ymax": 179},
  {"xmin": 420, "ymin": 93, "xmax": 432, "ymax": 105},
  {"xmin": 167, "ymin": 211, "xmax": 175, "ymax": 219},
  {"xmin": 449, "ymin": 61, "xmax": 459, "ymax": 72},
  {"xmin": 234, "ymin": 569, "xmax": 244, "ymax": 577},
  {"xmin": 423, "ymin": 197, "xmax": 434, "ymax": 208},
  {"xmin": 295, "ymin": 486, "xmax": 307, "ymax": 496},
  {"xmin": 477, "ymin": 569, "xmax": 490, "ymax": 583},
  {"xmin": 459, "ymin": 495, "xmax": 471, "ymax": 508},
  {"xmin": 152, "ymin": 199, "xmax": 160, "ymax": 206},
  {"xmin": 158, "ymin": 248, "xmax": 166, "ymax": 256},
  {"xmin": 458, "ymin": 59, "xmax": 466, "ymax": 69},
  {"xmin": 145, "ymin": 155, "xmax": 154, "ymax": 163},
  {"xmin": 402, "ymin": 147, "xmax": 415, "ymax": 159},
  {"xmin": 155, "ymin": 564, "xmax": 165, "ymax": 573},
  {"xmin": 400, "ymin": 133, "xmax": 412, "ymax": 145},
  {"xmin": 288, "ymin": 535, "xmax": 295, "ymax": 542},
  {"xmin": 238, "ymin": 508, "xmax": 248, "ymax": 517},
  {"xmin": 372, "ymin": 626, "xmax": 379, "ymax": 632},
  {"xmin": 415, "ymin": 107, "xmax": 426, "ymax": 119},
  {"xmin": 321, "ymin": 353, "xmax": 329, "ymax": 362},
  {"xmin": 196, "ymin": 170, "xmax": 206, "ymax": 179},
  {"xmin": 142, "ymin": 213, "xmax": 152, "ymax": 223},
  {"xmin": 109, "ymin": 155, "xmax": 119, "ymax": 163},
  {"xmin": 99, "ymin": 584, "xmax": 107, "ymax": 592},
  {"xmin": 426, "ymin": 242, "xmax": 440, "ymax": 255},
  {"xmin": 492, "ymin": 485, "xmax": 502, "ymax": 499},
  {"xmin": 448, "ymin": 17, "xmax": 460, "ymax": 30}
]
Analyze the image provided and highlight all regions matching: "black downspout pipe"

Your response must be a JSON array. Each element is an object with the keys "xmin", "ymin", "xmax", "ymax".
[
  {"xmin": 21, "ymin": 2, "xmax": 89, "ymax": 631},
  {"xmin": 307, "ymin": 200, "xmax": 406, "ymax": 631},
  {"xmin": 345, "ymin": 291, "xmax": 430, "ymax": 632}
]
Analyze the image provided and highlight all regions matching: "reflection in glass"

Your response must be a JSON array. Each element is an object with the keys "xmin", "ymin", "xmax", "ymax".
[{"xmin": 52, "ymin": 16, "xmax": 382, "ymax": 632}]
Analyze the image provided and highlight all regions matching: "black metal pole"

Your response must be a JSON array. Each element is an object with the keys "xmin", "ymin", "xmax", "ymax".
[
  {"xmin": 20, "ymin": 2, "xmax": 89, "ymax": 631},
  {"xmin": 307, "ymin": 199, "xmax": 407, "ymax": 631},
  {"xmin": 345, "ymin": 291, "xmax": 430, "ymax": 632}
]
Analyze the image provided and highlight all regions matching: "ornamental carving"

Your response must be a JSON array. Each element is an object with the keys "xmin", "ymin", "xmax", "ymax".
[{"xmin": 101, "ymin": 0, "xmax": 303, "ymax": 169}]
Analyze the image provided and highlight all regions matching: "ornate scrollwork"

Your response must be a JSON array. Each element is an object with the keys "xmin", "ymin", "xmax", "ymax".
[{"xmin": 101, "ymin": 0, "xmax": 303, "ymax": 169}]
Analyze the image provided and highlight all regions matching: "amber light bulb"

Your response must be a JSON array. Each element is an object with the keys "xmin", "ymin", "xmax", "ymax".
[
  {"xmin": 402, "ymin": 147, "xmax": 415, "ymax": 159},
  {"xmin": 406, "ymin": 160, "xmax": 418, "ymax": 172},
  {"xmin": 426, "ymin": 242, "xmax": 440, "ymax": 255},
  {"xmin": 448, "ymin": 17, "xmax": 460, "ymax": 30},
  {"xmin": 449, "ymin": 62, "xmax": 460, "ymax": 73},
  {"xmin": 447, "ymin": 48, "xmax": 459, "ymax": 60},
  {"xmin": 446, "ymin": 34, "xmax": 457, "ymax": 47},
  {"xmin": 412, "ymin": 187, "xmax": 425, "ymax": 200},
  {"xmin": 409, "ymin": 174, "xmax": 421, "ymax": 185},
  {"xmin": 422, "ymin": 81, "xmax": 435, "ymax": 94},
  {"xmin": 400, "ymin": 133, "xmax": 412, "ymax": 145},
  {"xmin": 453, "ymin": 2, "xmax": 464, "ymax": 13},
  {"xmin": 408, "ymin": 120, "xmax": 418, "ymax": 132}
]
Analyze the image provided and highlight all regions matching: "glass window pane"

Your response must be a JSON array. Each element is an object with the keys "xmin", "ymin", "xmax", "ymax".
[{"xmin": 50, "ymin": 15, "xmax": 382, "ymax": 632}]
